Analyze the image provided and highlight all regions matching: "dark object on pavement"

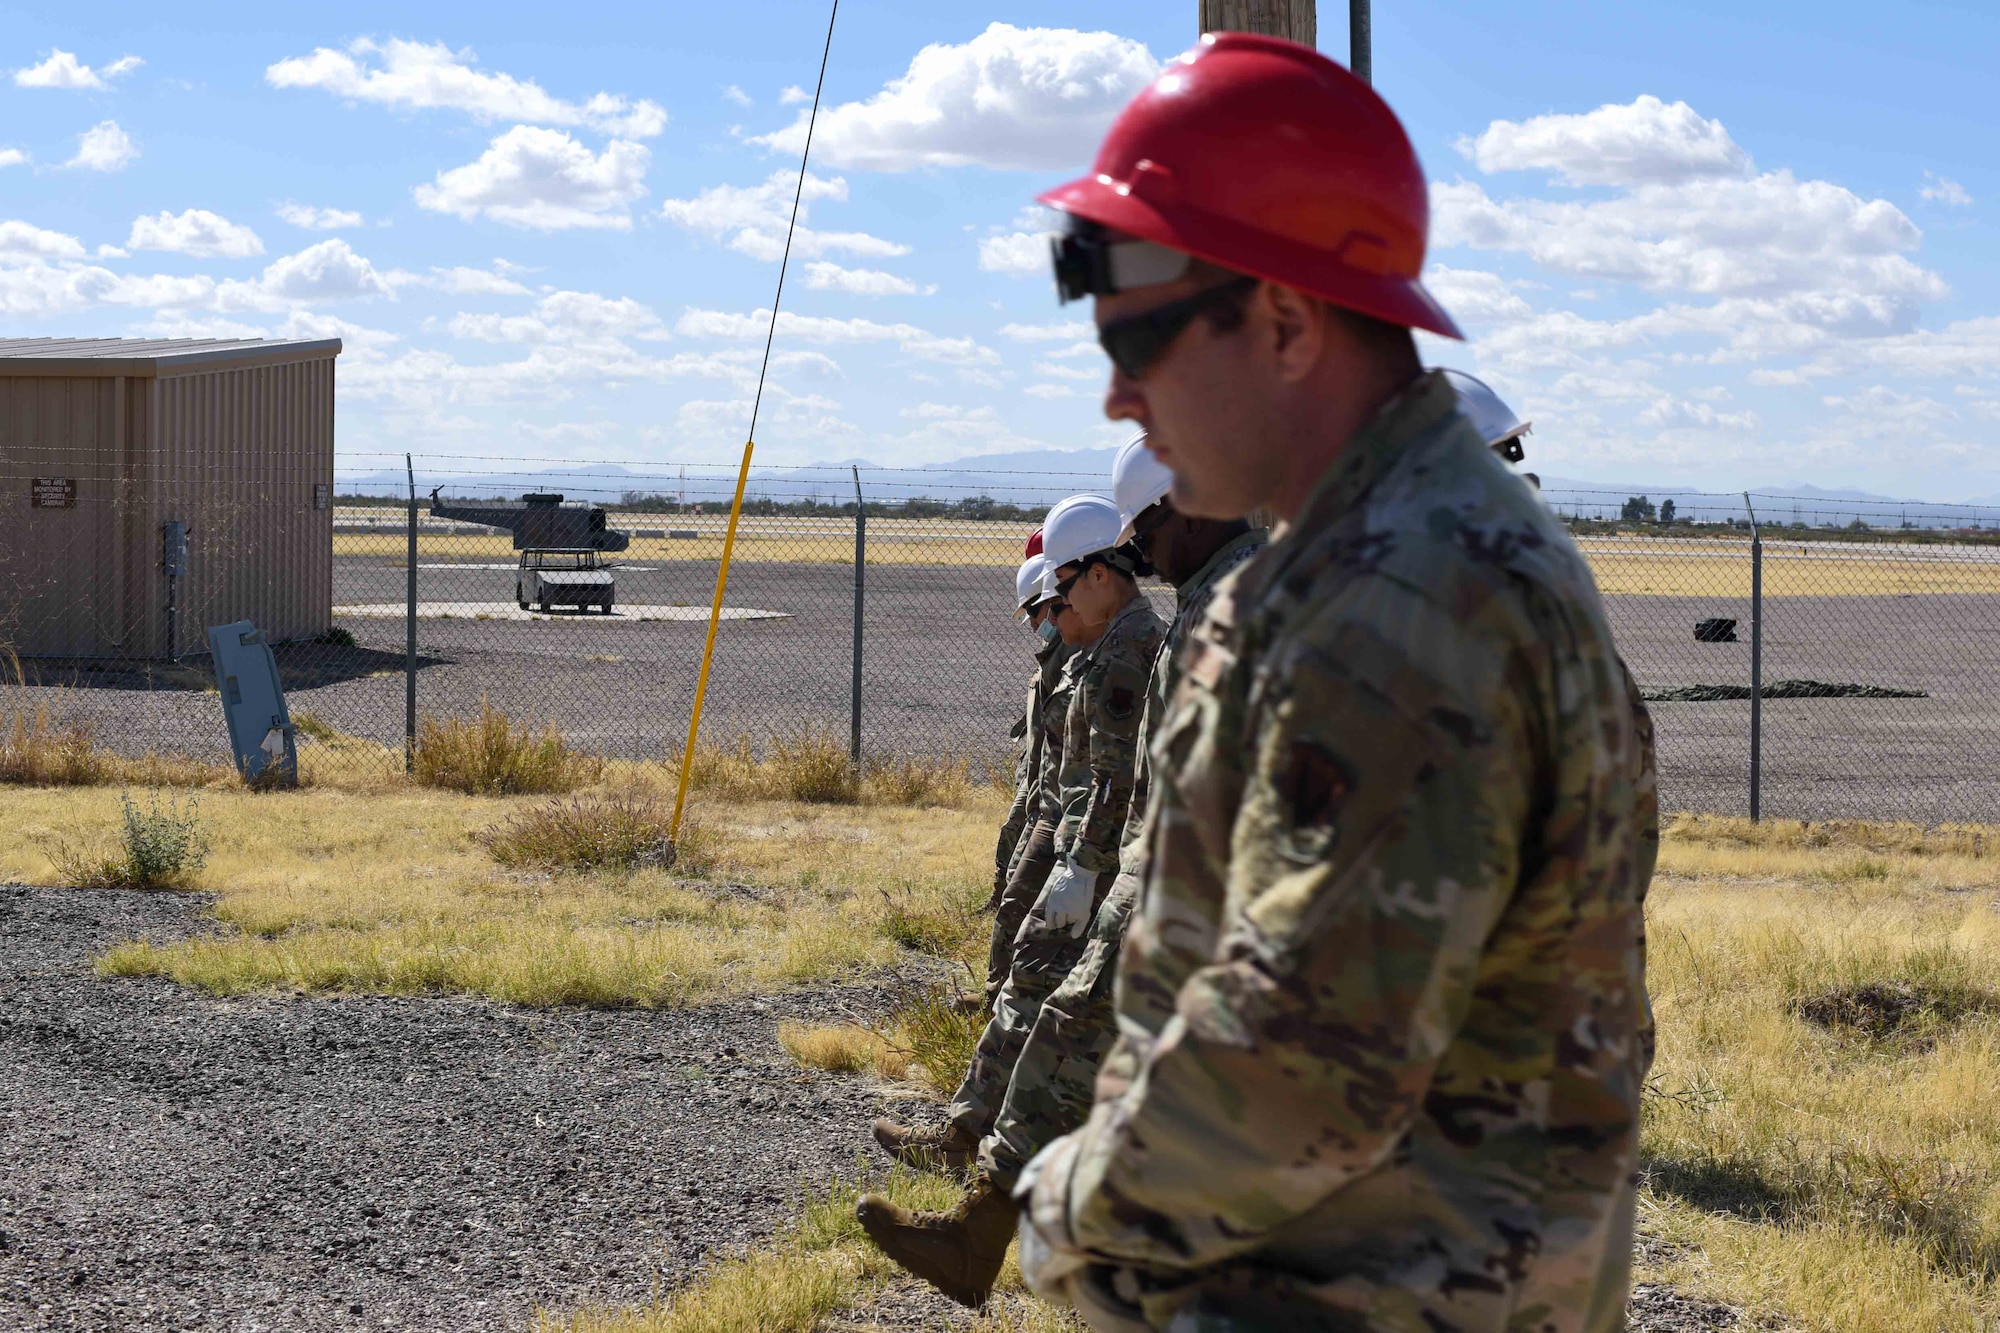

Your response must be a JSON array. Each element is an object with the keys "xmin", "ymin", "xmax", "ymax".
[
  {"xmin": 1643, "ymin": 680, "xmax": 1928, "ymax": 703},
  {"xmin": 1693, "ymin": 618, "xmax": 1738, "ymax": 643}
]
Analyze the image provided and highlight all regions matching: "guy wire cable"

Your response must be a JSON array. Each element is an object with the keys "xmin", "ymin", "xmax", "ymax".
[{"xmin": 671, "ymin": 0, "xmax": 841, "ymax": 844}]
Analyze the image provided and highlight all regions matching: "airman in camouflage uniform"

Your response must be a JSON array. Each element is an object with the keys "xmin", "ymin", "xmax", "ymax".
[
  {"xmin": 981, "ymin": 522, "xmax": 1262, "ymax": 1188},
  {"xmin": 869, "ymin": 507, "xmax": 1158, "ymax": 1178},
  {"xmin": 986, "ymin": 635, "xmax": 1076, "ymax": 1000},
  {"xmin": 952, "ymin": 585, "xmax": 1162, "ymax": 1141},
  {"xmin": 1020, "ymin": 374, "xmax": 1656, "ymax": 1333},
  {"xmin": 857, "ymin": 481, "xmax": 1263, "ymax": 1307}
]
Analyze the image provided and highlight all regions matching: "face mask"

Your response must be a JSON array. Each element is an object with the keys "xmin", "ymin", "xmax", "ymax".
[{"xmin": 1037, "ymin": 618, "xmax": 1062, "ymax": 644}]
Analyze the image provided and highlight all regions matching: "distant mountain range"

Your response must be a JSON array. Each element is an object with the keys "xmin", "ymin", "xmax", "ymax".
[{"xmin": 335, "ymin": 450, "xmax": 2000, "ymax": 526}]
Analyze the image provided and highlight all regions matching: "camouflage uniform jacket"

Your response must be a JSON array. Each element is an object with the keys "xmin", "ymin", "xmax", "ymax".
[
  {"xmin": 1116, "ymin": 529, "xmax": 1268, "ymax": 866},
  {"xmin": 1034, "ymin": 372, "xmax": 1657, "ymax": 1333},
  {"xmin": 1034, "ymin": 650, "xmax": 1082, "ymax": 830},
  {"xmin": 1054, "ymin": 596, "xmax": 1166, "ymax": 876},
  {"xmin": 997, "ymin": 639, "xmax": 1076, "ymax": 875}
]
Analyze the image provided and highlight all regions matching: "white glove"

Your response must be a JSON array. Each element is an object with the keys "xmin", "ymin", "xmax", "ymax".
[{"xmin": 1041, "ymin": 857, "xmax": 1095, "ymax": 938}]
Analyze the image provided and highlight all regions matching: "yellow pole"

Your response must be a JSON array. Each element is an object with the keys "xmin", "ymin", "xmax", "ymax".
[{"xmin": 669, "ymin": 439, "xmax": 755, "ymax": 841}]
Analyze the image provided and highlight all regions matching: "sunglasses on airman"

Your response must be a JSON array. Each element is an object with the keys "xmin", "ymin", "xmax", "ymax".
[{"xmin": 1094, "ymin": 276, "xmax": 1259, "ymax": 380}]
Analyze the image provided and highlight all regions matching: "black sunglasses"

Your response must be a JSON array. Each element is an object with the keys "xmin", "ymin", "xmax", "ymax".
[
  {"xmin": 1097, "ymin": 276, "xmax": 1258, "ymax": 380},
  {"xmin": 1130, "ymin": 498, "xmax": 1174, "ymax": 543}
]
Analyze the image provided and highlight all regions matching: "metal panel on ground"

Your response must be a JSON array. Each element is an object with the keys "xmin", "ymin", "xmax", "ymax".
[{"xmin": 206, "ymin": 619, "xmax": 297, "ymax": 786}]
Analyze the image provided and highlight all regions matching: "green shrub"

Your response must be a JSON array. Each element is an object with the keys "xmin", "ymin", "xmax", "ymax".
[{"xmin": 40, "ymin": 790, "xmax": 209, "ymax": 890}]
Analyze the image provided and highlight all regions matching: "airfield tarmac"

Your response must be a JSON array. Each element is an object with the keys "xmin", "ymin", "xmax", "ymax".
[{"xmin": 15, "ymin": 548, "xmax": 2000, "ymax": 825}]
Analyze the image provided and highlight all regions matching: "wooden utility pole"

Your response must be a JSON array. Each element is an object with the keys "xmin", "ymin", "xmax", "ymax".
[
  {"xmin": 1198, "ymin": 0, "xmax": 1316, "ymax": 48},
  {"xmin": 1199, "ymin": 1, "xmax": 1371, "ymax": 85}
]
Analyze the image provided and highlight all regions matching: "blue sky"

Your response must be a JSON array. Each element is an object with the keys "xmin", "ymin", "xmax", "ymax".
[{"xmin": 3, "ymin": 1, "xmax": 1995, "ymax": 499}]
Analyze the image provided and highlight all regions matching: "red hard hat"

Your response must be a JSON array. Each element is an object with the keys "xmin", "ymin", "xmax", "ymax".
[
  {"xmin": 1025, "ymin": 527, "xmax": 1044, "ymax": 558},
  {"xmin": 1038, "ymin": 32, "xmax": 1461, "ymax": 340}
]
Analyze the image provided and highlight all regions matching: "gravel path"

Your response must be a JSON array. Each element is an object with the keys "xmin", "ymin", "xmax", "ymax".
[
  {"xmin": 3, "ymin": 883, "xmax": 1744, "ymax": 1333},
  {"xmin": 0, "ymin": 884, "xmax": 893, "ymax": 1333}
]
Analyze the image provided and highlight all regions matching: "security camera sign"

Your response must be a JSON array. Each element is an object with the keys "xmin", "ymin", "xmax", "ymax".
[{"xmin": 30, "ymin": 477, "xmax": 75, "ymax": 508}]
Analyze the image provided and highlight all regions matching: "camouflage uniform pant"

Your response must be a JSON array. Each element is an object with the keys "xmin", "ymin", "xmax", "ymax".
[
  {"xmin": 949, "ymin": 864, "xmax": 1111, "ymax": 1141},
  {"xmin": 979, "ymin": 870, "xmax": 1141, "ymax": 1189},
  {"xmin": 987, "ymin": 820, "xmax": 1058, "ymax": 1005}
]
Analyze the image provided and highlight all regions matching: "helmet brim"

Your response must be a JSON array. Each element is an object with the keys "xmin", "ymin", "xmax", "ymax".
[{"xmin": 1038, "ymin": 177, "xmax": 1464, "ymax": 341}]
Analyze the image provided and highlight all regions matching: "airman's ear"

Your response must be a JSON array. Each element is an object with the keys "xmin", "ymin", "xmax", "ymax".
[{"xmin": 1262, "ymin": 283, "xmax": 1326, "ymax": 384}]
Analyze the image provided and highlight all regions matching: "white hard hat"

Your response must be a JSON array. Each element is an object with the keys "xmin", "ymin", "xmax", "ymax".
[
  {"xmin": 1440, "ymin": 369, "xmax": 1531, "ymax": 451},
  {"xmin": 1015, "ymin": 554, "xmax": 1051, "ymax": 611},
  {"xmin": 1040, "ymin": 494, "xmax": 1127, "ymax": 592},
  {"xmin": 1111, "ymin": 432, "xmax": 1174, "ymax": 543}
]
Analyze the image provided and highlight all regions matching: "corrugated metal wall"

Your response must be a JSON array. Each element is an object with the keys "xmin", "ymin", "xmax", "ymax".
[{"xmin": 0, "ymin": 356, "xmax": 334, "ymax": 659}]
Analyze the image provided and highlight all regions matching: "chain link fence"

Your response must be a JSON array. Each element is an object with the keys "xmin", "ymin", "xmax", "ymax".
[{"xmin": 5, "ymin": 460, "xmax": 1998, "ymax": 825}]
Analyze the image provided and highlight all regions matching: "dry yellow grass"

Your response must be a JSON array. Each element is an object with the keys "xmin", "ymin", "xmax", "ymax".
[
  {"xmin": 535, "ymin": 1167, "xmax": 1070, "ymax": 1333},
  {"xmin": 15, "ymin": 731, "xmax": 1998, "ymax": 1330},
  {"xmin": 329, "ymin": 526, "xmax": 2000, "ymax": 592},
  {"xmin": 335, "ymin": 518, "xmax": 1036, "ymax": 568},
  {"xmin": 1641, "ymin": 814, "xmax": 2000, "ymax": 1331},
  {"xmin": 2, "ymin": 779, "xmax": 1000, "ymax": 1008},
  {"xmin": 1577, "ymin": 541, "xmax": 2000, "ymax": 598},
  {"xmin": 776, "ymin": 1021, "xmax": 911, "ymax": 1082}
]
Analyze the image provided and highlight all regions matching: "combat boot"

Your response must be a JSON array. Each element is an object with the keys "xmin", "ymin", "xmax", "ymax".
[
  {"xmin": 855, "ymin": 1173, "xmax": 1019, "ymax": 1308},
  {"xmin": 871, "ymin": 1117, "xmax": 977, "ymax": 1174}
]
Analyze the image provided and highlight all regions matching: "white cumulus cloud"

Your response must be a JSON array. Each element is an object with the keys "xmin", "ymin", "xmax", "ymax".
[
  {"xmin": 0, "ymin": 149, "xmax": 26, "ymax": 169},
  {"xmin": 429, "ymin": 264, "xmax": 530, "ymax": 296},
  {"xmin": 450, "ymin": 290, "xmax": 667, "ymax": 343},
  {"xmin": 1920, "ymin": 172, "xmax": 1972, "ymax": 207},
  {"xmin": 753, "ymin": 23, "xmax": 1158, "ymax": 171},
  {"xmin": 128, "ymin": 209, "xmax": 265, "ymax": 259},
  {"xmin": 415, "ymin": 126, "xmax": 650, "ymax": 231},
  {"xmin": 265, "ymin": 38, "xmax": 666, "ymax": 137},
  {"xmin": 677, "ymin": 307, "xmax": 997, "ymax": 365},
  {"xmin": 659, "ymin": 170, "xmax": 907, "ymax": 261},
  {"xmin": 803, "ymin": 262, "xmax": 925, "ymax": 296},
  {"xmin": 277, "ymin": 203, "xmax": 365, "ymax": 230},
  {"xmin": 1457, "ymin": 95, "xmax": 1751, "ymax": 187},
  {"xmin": 1423, "ymin": 265, "xmax": 1532, "ymax": 324},
  {"xmin": 15, "ymin": 50, "xmax": 142, "ymax": 90},
  {"xmin": 241, "ymin": 239, "xmax": 401, "ymax": 305},
  {"xmin": 778, "ymin": 85, "xmax": 810, "ymax": 106},
  {"xmin": 998, "ymin": 320, "xmax": 1091, "ymax": 342},
  {"xmin": 978, "ymin": 231, "xmax": 1048, "ymax": 275},
  {"xmin": 0, "ymin": 220, "xmax": 86, "ymax": 259},
  {"xmin": 1434, "ymin": 168, "xmax": 1945, "ymax": 334},
  {"xmin": 67, "ymin": 121, "xmax": 138, "ymax": 172}
]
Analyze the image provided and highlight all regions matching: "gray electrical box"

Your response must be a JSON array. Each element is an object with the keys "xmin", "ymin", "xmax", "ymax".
[
  {"xmin": 161, "ymin": 520, "xmax": 187, "ymax": 577},
  {"xmin": 207, "ymin": 620, "xmax": 297, "ymax": 787}
]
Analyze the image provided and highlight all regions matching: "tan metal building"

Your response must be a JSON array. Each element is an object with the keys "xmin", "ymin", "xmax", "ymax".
[{"xmin": 0, "ymin": 336, "xmax": 342, "ymax": 659}]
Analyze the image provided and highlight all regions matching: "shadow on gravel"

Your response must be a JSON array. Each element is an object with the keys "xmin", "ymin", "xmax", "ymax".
[{"xmin": 14, "ymin": 643, "xmax": 450, "ymax": 693}]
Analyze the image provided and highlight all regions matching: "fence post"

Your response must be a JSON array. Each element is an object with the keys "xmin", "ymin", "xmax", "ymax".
[
  {"xmin": 1745, "ymin": 492, "xmax": 1762, "ymax": 821},
  {"xmin": 850, "ymin": 465, "xmax": 865, "ymax": 766},
  {"xmin": 405, "ymin": 454, "xmax": 417, "ymax": 773}
]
